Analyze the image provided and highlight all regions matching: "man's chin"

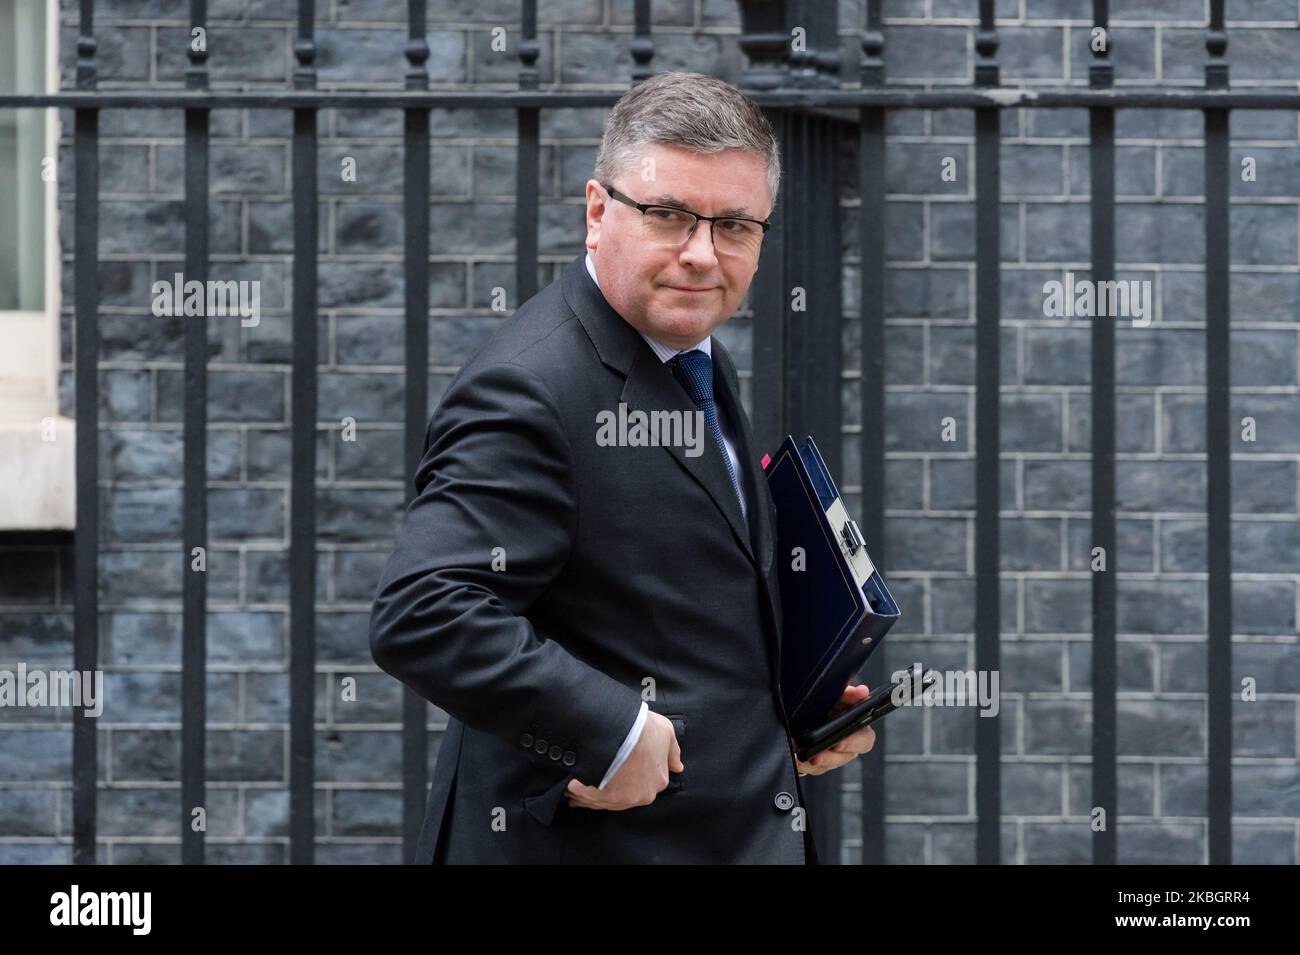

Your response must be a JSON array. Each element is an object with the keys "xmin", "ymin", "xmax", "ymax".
[
  {"xmin": 653, "ymin": 321, "xmax": 720, "ymax": 346},
  {"xmin": 649, "ymin": 308, "xmax": 723, "ymax": 340}
]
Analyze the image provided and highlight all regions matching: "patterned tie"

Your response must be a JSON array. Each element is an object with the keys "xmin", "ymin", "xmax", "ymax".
[{"xmin": 667, "ymin": 348, "xmax": 745, "ymax": 518}]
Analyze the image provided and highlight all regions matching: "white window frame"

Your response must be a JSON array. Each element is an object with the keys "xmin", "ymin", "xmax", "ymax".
[{"xmin": 0, "ymin": 0, "xmax": 72, "ymax": 531}]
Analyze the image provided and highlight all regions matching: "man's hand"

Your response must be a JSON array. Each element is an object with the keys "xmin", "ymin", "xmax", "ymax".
[
  {"xmin": 793, "ymin": 682, "xmax": 877, "ymax": 777},
  {"xmin": 565, "ymin": 711, "xmax": 683, "ymax": 810}
]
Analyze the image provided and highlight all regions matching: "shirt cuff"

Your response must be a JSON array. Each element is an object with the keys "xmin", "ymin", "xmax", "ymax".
[{"xmin": 597, "ymin": 700, "xmax": 648, "ymax": 789}]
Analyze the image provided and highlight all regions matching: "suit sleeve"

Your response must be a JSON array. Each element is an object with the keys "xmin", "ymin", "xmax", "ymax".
[{"xmin": 368, "ymin": 359, "xmax": 645, "ymax": 787}]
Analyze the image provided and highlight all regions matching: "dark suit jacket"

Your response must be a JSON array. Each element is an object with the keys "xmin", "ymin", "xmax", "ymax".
[{"xmin": 368, "ymin": 251, "xmax": 818, "ymax": 864}]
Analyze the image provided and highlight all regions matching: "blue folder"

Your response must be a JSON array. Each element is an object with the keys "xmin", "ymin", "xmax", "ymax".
[{"xmin": 763, "ymin": 435, "xmax": 901, "ymax": 741}]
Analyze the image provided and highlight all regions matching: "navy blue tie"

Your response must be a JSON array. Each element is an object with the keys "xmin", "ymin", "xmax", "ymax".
[{"xmin": 667, "ymin": 349, "xmax": 745, "ymax": 518}]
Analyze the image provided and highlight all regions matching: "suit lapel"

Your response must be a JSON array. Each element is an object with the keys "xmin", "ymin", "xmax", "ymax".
[
  {"xmin": 620, "ymin": 346, "xmax": 757, "ymax": 567},
  {"xmin": 710, "ymin": 340, "xmax": 773, "ymax": 579},
  {"xmin": 711, "ymin": 340, "xmax": 784, "ymax": 673}
]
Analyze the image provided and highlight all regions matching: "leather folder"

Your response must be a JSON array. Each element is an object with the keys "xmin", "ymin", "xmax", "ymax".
[{"xmin": 763, "ymin": 434, "xmax": 901, "ymax": 745}]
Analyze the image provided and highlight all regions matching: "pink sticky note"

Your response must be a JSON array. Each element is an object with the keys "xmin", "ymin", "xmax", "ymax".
[{"xmin": 760, "ymin": 453, "xmax": 771, "ymax": 470}]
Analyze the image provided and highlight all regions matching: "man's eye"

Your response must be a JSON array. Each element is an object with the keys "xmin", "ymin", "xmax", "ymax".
[{"xmin": 649, "ymin": 209, "xmax": 688, "ymax": 222}]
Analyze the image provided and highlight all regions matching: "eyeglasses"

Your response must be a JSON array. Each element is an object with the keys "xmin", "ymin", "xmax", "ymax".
[{"xmin": 601, "ymin": 182, "xmax": 770, "ymax": 257}]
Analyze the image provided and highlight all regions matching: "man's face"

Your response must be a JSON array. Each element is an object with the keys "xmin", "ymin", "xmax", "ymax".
[{"xmin": 584, "ymin": 143, "xmax": 773, "ymax": 351}]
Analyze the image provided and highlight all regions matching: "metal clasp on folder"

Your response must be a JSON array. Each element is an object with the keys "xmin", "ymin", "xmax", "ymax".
[
  {"xmin": 826, "ymin": 500, "xmax": 876, "ymax": 587},
  {"xmin": 840, "ymin": 519, "xmax": 865, "ymax": 555}
]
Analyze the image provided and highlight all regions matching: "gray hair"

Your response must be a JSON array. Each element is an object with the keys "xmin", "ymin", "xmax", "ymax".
[{"xmin": 593, "ymin": 71, "xmax": 781, "ymax": 212}]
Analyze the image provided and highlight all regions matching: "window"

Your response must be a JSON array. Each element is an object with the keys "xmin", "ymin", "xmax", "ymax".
[{"xmin": 0, "ymin": 0, "xmax": 70, "ymax": 531}]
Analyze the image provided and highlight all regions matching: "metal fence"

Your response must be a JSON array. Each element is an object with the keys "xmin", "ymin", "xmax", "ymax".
[{"xmin": 0, "ymin": 0, "xmax": 1262, "ymax": 864}]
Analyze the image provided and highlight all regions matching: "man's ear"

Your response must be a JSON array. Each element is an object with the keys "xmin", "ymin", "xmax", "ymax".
[{"xmin": 585, "ymin": 181, "xmax": 606, "ymax": 248}]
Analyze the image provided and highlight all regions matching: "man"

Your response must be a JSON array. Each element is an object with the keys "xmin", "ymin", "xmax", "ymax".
[{"xmin": 368, "ymin": 71, "xmax": 876, "ymax": 864}]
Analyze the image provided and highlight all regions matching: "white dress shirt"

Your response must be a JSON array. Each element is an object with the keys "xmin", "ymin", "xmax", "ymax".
[{"xmin": 584, "ymin": 250, "xmax": 749, "ymax": 789}]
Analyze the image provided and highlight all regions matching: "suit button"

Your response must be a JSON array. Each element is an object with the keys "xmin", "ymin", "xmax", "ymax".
[
  {"xmin": 774, "ymin": 791, "xmax": 795, "ymax": 812},
  {"xmin": 533, "ymin": 738, "xmax": 548, "ymax": 755},
  {"xmin": 562, "ymin": 750, "xmax": 577, "ymax": 766},
  {"xmin": 548, "ymin": 745, "xmax": 563, "ymax": 761},
  {"xmin": 520, "ymin": 733, "xmax": 533, "ymax": 748}
]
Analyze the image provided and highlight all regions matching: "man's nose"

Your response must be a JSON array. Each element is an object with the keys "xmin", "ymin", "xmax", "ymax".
[{"xmin": 681, "ymin": 220, "xmax": 720, "ymax": 268}]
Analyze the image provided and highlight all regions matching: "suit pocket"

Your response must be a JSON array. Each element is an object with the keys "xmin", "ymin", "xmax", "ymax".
[{"xmin": 523, "ymin": 771, "xmax": 575, "ymax": 826}]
